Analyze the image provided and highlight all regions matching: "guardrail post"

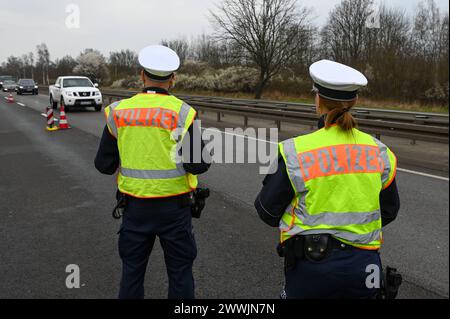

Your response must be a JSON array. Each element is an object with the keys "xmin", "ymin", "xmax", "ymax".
[
  {"xmin": 376, "ymin": 133, "xmax": 381, "ymax": 141},
  {"xmin": 217, "ymin": 112, "xmax": 222, "ymax": 122},
  {"xmin": 244, "ymin": 116, "xmax": 248, "ymax": 128},
  {"xmin": 276, "ymin": 120, "xmax": 281, "ymax": 131}
]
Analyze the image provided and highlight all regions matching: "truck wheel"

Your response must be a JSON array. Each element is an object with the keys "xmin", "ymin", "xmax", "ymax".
[{"xmin": 50, "ymin": 95, "xmax": 57, "ymax": 109}]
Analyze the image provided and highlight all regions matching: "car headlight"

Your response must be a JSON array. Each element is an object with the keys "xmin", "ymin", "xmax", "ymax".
[
  {"xmin": 65, "ymin": 91, "xmax": 74, "ymax": 96},
  {"xmin": 19, "ymin": 86, "xmax": 24, "ymax": 89},
  {"xmin": 34, "ymin": 86, "xmax": 38, "ymax": 89},
  {"xmin": 94, "ymin": 91, "xmax": 101, "ymax": 96}
]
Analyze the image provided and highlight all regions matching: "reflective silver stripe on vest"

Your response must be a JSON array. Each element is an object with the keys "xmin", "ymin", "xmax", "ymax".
[
  {"xmin": 286, "ymin": 225, "xmax": 381, "ymax": 245},
  {"xmin": 282, "ymin": 139, "xmax": 306, "ymax": 193},
  {"xmin": 294, "ymin": 207, "xmax": 381, "ymax": 227},
  {"xmin": 107, "ymin": 101, "xmax": 121, "ymax": 137},
  {"xmin": 282, "ymin": 197, "xmax": 380, "ymax": 238},
  {"xmin": 372, "ymin": 138, "xmax": 391, "ymax": 185},
  {"xmin": 178, "ymin": 103, "xmax": 192, "ymax": 128},
  {"xmin": 121, "ymin": 164, "xmax": 186, "ymax": 180},
  {"xmin": 172, "ymin": 102, "xmax": 193, "ymax": 142}
]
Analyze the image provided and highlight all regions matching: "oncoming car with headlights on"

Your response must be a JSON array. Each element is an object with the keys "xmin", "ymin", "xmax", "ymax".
[
  {"xmin": 17, "ymin": 79, "xmax": 39, "ymax": 95},
  {"xmin": 2, "ymin": 80, "xmax": 17, "ymax": 92}
]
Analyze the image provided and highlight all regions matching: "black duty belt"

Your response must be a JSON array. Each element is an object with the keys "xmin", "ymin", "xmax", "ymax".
[
  {"xmin": 126, "ymin": 192, "xmax": 192, "ymax": 209},
  {"xmin": 278, "ymin": 234, "xmax": 368, "ymax": 270}
]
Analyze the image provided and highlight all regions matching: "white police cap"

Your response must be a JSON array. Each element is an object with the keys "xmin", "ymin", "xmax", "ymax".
[
  {"xmin": 138, "ymin": 45, "xmax": 180, "ymax": 81},
  {"xmin": 309, "ymin": 60, "xmax": 368, "ymax": 101}
]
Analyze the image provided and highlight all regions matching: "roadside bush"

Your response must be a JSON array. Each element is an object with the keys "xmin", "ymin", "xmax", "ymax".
[
  {"xmin": 176, "ymin": 66, "xmax": 258, "ymax": 93},
  {"xmin": 424, "ymin": 83, "xmax": 449, "ymax": 106},
  {"xmin": 110, "ymin": 76, "xmax": 141, "ymax": 89},
  {"xmin": 110, "ymin": 79, "xmax": 125, "ymax": 89},
  {"xmin": 267, "ymin": 73, "xmax": 310, "ymax": 96},
  {"xmin": 179, "ymin": 60, "xmax": 210, "ymax": 75}
]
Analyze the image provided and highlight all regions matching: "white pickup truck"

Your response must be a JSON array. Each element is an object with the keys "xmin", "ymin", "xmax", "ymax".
[{"xmin": 49, "ymin": 76, "xmax": 103, "ymax": 112}]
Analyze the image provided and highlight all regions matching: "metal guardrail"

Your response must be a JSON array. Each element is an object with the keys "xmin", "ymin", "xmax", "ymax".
[
  {"xmin": 100, "ymin": 89, "xmax": 448, "ymax": 144},
  {"xmin": 41, "ymin": 86, "xmax": 449, "ymax": 143}
]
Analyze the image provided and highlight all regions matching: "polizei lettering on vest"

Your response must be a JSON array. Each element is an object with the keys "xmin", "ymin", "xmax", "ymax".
[
  {"xmin": 114, "ymin": 107, "xmax": 179, "ymax": 131},
  {"xmin": 298, "ymin": 144, "xmax": 384, "ymax": 181}
]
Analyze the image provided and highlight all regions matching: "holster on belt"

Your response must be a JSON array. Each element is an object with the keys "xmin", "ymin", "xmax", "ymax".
[
  {"xmin": 279, "ymin": 234, "xmax": 335, "ymax": 271},
  {"xmin": 278, "ymin": 237, "xmax": 305, "ymax": 272},
  {"xmin": 112, "ymin": 191, "xmax": 128, "ymax": 220}
]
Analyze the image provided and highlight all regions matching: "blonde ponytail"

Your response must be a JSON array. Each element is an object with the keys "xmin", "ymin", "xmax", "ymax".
[{"xmin": 320, "ymin": 97, "xmax": 358, "ymax": 131}]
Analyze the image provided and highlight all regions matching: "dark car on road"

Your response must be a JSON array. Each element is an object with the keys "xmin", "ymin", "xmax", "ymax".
[{"xmin": 17, "ymin": 79, "xmax": 39, "ymax": 95}]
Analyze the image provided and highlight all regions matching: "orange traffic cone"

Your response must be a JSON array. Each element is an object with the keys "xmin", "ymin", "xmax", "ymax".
[
  {"xmin": 58, "ymin": 102, "xmax": 71, "ymax": 130},
  {"xmin": 7, "ymin": 93, "xmax": 14, "ymax": 103}
]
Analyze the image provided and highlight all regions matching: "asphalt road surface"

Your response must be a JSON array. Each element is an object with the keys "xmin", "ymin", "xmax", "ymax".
[{"xmin": 0, "ymin": 91, "xmax": 448, "ymax": 299}]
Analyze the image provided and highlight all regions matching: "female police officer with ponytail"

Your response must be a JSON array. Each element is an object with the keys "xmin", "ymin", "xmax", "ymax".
[{"xmin": 255, "ymin": 60, "xmax": 400, "ymax": 299}]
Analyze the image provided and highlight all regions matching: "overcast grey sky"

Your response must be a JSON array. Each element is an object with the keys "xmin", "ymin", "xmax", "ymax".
[{"xmin": 0, "ymin": 0, "xmax": 448, "ymax": 63}]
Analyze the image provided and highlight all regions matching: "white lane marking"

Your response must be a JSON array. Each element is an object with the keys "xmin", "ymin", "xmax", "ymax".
[
  {"xmin": 397, "ymin": 168, "xmax": 449, "ymax": 182},
  {"xmin": 203, "ymin": 127, "xmax": 278, "ymax": 145},
  {"xmin": 17, "ymin": 103, "xmax": 25, "ymax": 107},
  {"xmin": 202, "ymin": 128, "xmax": 449, "ymax": 182}
]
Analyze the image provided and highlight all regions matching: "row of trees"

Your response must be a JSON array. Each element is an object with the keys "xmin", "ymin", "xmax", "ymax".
[
  {"xmin": 0, "ymin": 0, "xmax": 448, "ymax": 105},
  {"xmin": 204, "ymin": 0, "xmax": 449, "ymax": 103},
  {"xmin": 319, "ymin": 0, "xmax": 449, "ymax": 102},
  {"xmin": 0, "ymin": 44, "xmax": 138, "ymax": 86},
  {"xmin": 174, "ymin": 0, "xmax": 448, "ymax": 104}
]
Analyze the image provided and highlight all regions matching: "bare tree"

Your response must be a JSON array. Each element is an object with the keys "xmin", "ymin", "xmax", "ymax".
[
  {"xmin": 21, "ymin": 54, "xmax": 30, "ymax": 78},
  {"xmin": 5, "ymin": 56, "xmax": 22, "ymax": 78},
  {"xmin": 55, "ymin": 55, "xmax": 77, "ymax": 76},
  {"xmin": 193, "ymin": 34, "xmax": 220, "ymax": 65},
  {"xmin": 36, "ymin": 43, "xmax": 51, "ymax": 85},
  {"xmin": 161, "ymin": 39, "xmax": 189, "ymax": 66},
  {"xmin": 365, "ymin": 6, "xmax": 411, "ymax": 98},
  {"xmin": 321, "ymin": 0, "xmax": 373, "ymax": 67},
  {"xmin": 28, "ymin": 52, "xmax": 35, "ymax": 80},
  {"xmin": 109, "ymin": 50, "xmax": 138, "ymax": 79},
  {"xmin": 412, "ymin": 0, "xmax": 447, "ymax": 86},
  {"xmin": 285, "ymin": 25, "xmax": 318, "ymax": 75},
  {"xmin": 211, "ymin": 0, "xmax": 312, "ymax": 99},
  {"xmin": 440, "ymin": 13, "xmax": 449, "ymax": 83}
]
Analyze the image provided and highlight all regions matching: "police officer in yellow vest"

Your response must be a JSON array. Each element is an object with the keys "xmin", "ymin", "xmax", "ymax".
[
  {"xmin": 255, "ymin": 60, "xmax": 400, "ymax": 299},
  {"xmin": 95, "ymin": 45, "xmax": 210, "ymax": 299}
]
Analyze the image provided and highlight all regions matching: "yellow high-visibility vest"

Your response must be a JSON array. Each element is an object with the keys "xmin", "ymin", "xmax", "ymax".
[
  {"xmin": 279, "ymin": 125, "xmax": 397, "ymax": 250},
  {"xmin": 104, "ymin": 92, "xmax": 198, "ymax": 198}
]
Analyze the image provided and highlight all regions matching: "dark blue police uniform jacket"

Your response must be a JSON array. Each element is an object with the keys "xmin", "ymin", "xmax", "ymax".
[
  {"xmin": 254, "ymin": 116, "xmax": 401, "ymax": 299},
  {"xmin": 95, "ymin": 87, "xmax": 211, "ymax": 300}
]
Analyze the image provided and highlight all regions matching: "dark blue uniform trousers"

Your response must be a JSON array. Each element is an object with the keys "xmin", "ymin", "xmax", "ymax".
[
  {"xmin": 285, "ymin": 247, "xmax": 382, "ymax": 299},
  {"xmin": 118, "ymin": 197, "xmax": 197, "ymax": 299}
]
